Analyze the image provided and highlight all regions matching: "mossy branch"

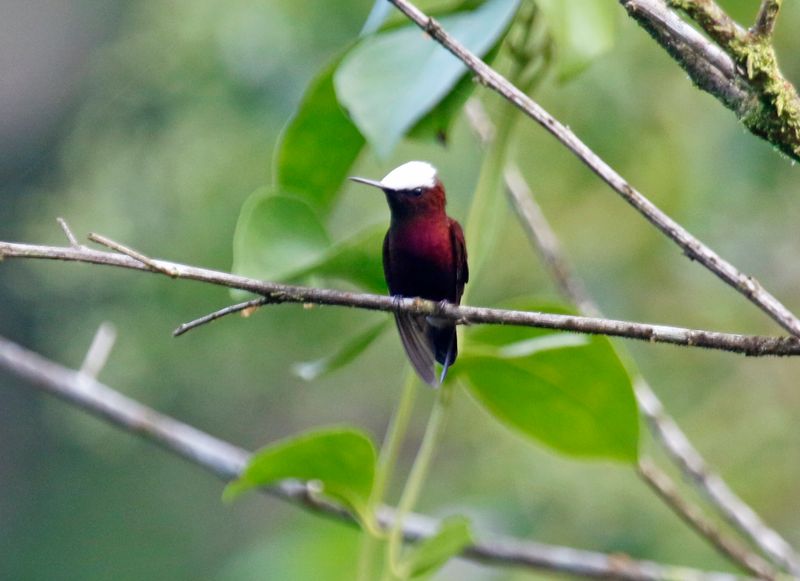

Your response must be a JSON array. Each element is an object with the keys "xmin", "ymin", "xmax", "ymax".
[{"xmin": 621, "ymin": 0, "xmax": 800, "ymax": 162}]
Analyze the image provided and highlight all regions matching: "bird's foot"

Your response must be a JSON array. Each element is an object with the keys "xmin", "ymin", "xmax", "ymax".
[
  {"xmin": 390, "ymin": 294, "xmax": 405, "ymax": 313},
  {"xmin": 435, "ymin": 299, "xmax": 454, "ymax": 316},
  {"xmin": 436, "ymin": 299, "xmax": 468, "ymax": 324}
]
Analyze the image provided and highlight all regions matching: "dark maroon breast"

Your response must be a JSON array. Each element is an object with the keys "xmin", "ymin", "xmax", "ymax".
[{"xmin": 385, "ymin": 218, "xmax": 455, "ymax": 302}]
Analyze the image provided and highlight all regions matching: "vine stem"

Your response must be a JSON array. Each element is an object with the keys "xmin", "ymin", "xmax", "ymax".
[
  {"xmin": 357, "ymin": 370, "xmax": 418, "ymax": 580},
  {"xmin": 384, "ymin": 382, "xmax": 454, "ymax": 578}
]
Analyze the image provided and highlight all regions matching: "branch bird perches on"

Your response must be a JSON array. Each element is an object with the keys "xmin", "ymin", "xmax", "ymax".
[{"xmin": 2, "ymin": 233, "xmax": 800, "ymax": 357}]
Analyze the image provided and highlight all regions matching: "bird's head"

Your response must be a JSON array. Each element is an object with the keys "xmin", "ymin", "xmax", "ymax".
[{"xmin": 350, "ymin": 161, "xmax": 446, "ymax": 220}]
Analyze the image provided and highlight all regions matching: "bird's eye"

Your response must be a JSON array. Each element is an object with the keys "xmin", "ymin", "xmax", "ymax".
[{"xmin": 411, "ymin": 187, "xmax": 424, "ymax": 197}]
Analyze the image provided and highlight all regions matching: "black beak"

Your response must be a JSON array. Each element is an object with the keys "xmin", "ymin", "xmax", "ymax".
[{"xmin": 348, "ymin": 176, "xmax": 386, "ymax": 190}]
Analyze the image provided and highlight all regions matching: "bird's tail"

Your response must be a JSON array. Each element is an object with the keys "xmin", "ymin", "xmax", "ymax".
[
  {"xmin": 430, "ymin": 323, "xmax": 457, "ymax": 384},
  {"xmin": 394, "ymin": 313, "xmax": 458, "ymax": 387}
]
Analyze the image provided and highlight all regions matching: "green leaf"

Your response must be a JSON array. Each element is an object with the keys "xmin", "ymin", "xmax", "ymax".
[
  {"xmin": 233, "ymin": 197, "xmax": 386, "ymax": 294},
  {"xmin": 232, "ymin": 190, "xmax": 330, "ymax": 283},
  {"xmin": 293, "ymin": 318, "xmax": 390, "ymax": 381},
  {"xmin": 297, "ymin": 225, "xmax": 388, "ymax": 294},
  {"xmin": 377, "ymin": 0, "xmax": 492, "ymax": 32},
  {"xmin": 224, "ymin": 426, "xmax": 377, "ymax": 524},
  {"xmin": 275, "ymin": 57, "xmax": 365, "ymax": 217},
  {"xmin": 219, "ymin": 521, "xmax": 360, "ymax": 581},
  {"xmin": 403, "ymin": 516, "xmax": 473, "ymax": 577},
  {"xmin": 457, "ymin": 300, "xmax": 639, "ymax": 462},
  {"xmin": 537, "ymin": 0, "xmax": 616, "ymax": 82},
  {"xmin": 405, "ymin": 64, "xmax": 473, "ymax": 145},
  {"xmin": 360, "ymin": 1, "xmax": 394, "ymax": 36},
  {"xmin": 334, "ymin": 0, "xmax": 520, "ymax": 157},
  {"xmin": 406, "ymin": 39, "xmax": 502, "ymax": 145}
]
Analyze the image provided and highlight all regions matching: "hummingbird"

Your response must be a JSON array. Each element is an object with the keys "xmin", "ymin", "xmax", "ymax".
[{"xmin": 350, "ymin": 161, "xmax": 469, "ymax": 386}]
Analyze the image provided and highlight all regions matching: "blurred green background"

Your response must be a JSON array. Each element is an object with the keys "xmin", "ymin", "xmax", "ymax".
[{"xmin": 2, "ymin": 0, "xmax": 800, "ymax": 579}]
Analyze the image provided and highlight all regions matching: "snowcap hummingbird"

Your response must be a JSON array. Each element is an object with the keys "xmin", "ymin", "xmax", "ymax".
[{"xmin": 350, "ymin": 161, "xmax": 469, "ymax": 386}]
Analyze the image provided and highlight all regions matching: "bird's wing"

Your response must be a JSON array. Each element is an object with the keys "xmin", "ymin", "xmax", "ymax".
[
  {"xmin": 382, "ymin": 233, "xmax": 393, "ymax": 292},
  {"xmin": 449, "ymin": 218, "xmax": 469, "ymax": 304},
  {"xmin": 384, "ymin": 232, "xmax": 437, "ymax": 386}
]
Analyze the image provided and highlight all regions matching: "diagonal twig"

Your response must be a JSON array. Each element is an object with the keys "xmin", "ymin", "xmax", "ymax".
[
  {"xmin": 2, "ymin": 238, "xmax": 800, "ymax": 357},
  {"xmin": 88, "ymin": 232, "xmax": 178, "ymax": 277},
  {"xmin": 173, "ymin": 298, "xmax": 268, "ymax": 337},
  {"xmin": 80, "ymin": 322, "xmax": 117, "ymax": 378},
  {"xmin": 502, "ymin": 165, "xmax": 598, "ymax": 317},
  {"xmin": 57, "ymin": 217, "xmax": 82, "ymax": 249},
  {"xmin": 386, "ymin": 0, "xmax": 800, "ymax": 338},
  {"xmin": 636, "ymin": 384, "xmax": 800, "ymax": 576},
  {"xmin": 0, "ymin": 333, "xmax": 759, "ymax": 581},
  {"xmin": 638, "ymin": 460, "xmax": 776, "ymax": 579}
]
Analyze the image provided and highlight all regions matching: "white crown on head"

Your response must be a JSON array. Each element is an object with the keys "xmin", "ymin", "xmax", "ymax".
[{"xmin": 381, "ymin": 161, "xmax": 437, "ymax": 190}]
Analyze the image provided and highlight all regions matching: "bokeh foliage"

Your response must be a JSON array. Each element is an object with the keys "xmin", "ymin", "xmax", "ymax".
[{"xmin": 2, "ymin": 0, "xmax": 800, "ymax": 579}]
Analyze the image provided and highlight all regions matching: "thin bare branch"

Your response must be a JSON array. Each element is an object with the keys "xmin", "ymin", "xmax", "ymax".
[
  {"xmin": 499, "ymin": 146, "xmax": 800, "ymax": 575},
  {"xmin": 637, "ymin": 385, "xmax": 800, "ymax": 576},
  {"xmin": 464, "ymin": 97, "xmax": 496, "ymax": 145},
  {"xmin": 503, "ymin": 165, "xmax": 599, "ymax": 318},
  {"xmin": 56, "ymin": 217, "xmax": 81, "ymax": 249},
  {"xmin": 0, "ymin": 334, "xmax": 756, "ymax": 581},
  {"xmin": 2, "ymin": 239, "xmax": 800, "ymax": 357},
  {"xmin": 638, "ymin": 460, "xmax": 776, "ymax": 579},
  {"xmin": 173, "ymin": 298, "xmax": 268, "ymax": 337},
  {"xmin": 80, "ymin": 322, "xmax": 117, "ymax": 378},
  {"xmin": 387, "ymin": 0, "xmax": 800, "ymax": 338},
  {"xmin": 88, "ymin": 232, "xmax": 178, "ymax": 277},
  {"xmin": 753, "ymin": 0, "xmax": 782, "ymax": 38}
]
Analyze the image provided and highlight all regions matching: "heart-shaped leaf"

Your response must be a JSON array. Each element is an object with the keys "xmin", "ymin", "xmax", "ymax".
[
  {"xmin": 334, "ymin": 0, "xmax": 520, "ymax": 157},
  {"xmin": 233, "ymin": 195, "xmax": 386, "ymax": 294},
  {"xmin": 406, "ymin": 13, "xmax": 505, "ymax": 145},
  {"xmin": 293, "ymin": 318, "xmax": 391, "ymax": 381},
  {"xmin": 458, "ymin": 300, "xmax": 639, "ymax": 462},
  {"xmin": 224, "ymin": 426, "xmax": 377, "ymax": 525},
  {"xmin": 403, "ymin": 516, "xmax": 472, "ymax": 577},
  {"xmin": 367, "ymin": 0, "xmax": 495, "ymax": 34},
  {"xmin": 295, "ymin": 225, "xmax": 387, "ymax": 294},
  {"xmin": 275, "ymin": 58, "xmax": 365, "ymax": 217},
  {"xmin": 360, "ymin": 0, "xmax": 394, "ymax": 36},
  {"xmin": 232, "ymin": 190, "xmax": 330, "ymax": 284}
]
